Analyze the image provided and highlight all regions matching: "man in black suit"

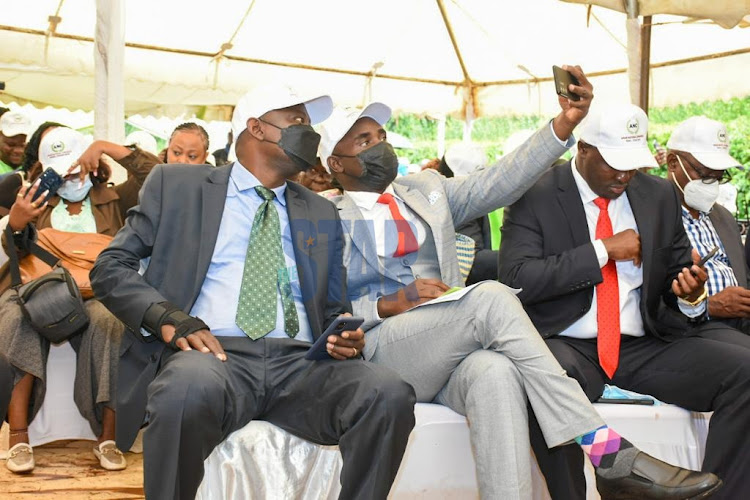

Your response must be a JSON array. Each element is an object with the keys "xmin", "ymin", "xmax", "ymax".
[
  {"xmin": 499, "ymin": 103, "xmax": 750, "ymax": 499},
  {"xmin": 665, "ymin": 116, "xmax": 750, "ymax": 338},
  {"xmin": 91, "ymin": 86, "xmax": 416, "ymax": 500}
]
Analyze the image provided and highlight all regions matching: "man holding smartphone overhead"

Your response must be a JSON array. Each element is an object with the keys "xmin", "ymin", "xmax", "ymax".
[
  {"xmin": 499, "ymin": 103, "xmax": 750, "ymax": 499},
  {"xmin": 91, "ymin": 85, "xmax": 416, "ymax": 500},
  {"xmin": 320, "ymin": 67, "xmax": 720, "ymax": 500}
]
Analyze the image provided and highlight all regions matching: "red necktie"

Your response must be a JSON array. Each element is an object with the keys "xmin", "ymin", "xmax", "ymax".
[
  {"xmin": 377, "ymin": 193, "xmax": 419, "ymax": 257},
  {"xmin": 593, "ymin": 197, "xmax": 620, "ymax": 379}
]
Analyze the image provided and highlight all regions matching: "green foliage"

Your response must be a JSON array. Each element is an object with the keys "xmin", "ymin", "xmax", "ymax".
[{"xmin": 388, "ymin": 96, "xmax": 750, "ymax": 214}]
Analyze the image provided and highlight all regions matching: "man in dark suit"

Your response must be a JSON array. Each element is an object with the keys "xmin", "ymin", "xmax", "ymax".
[
  {"xmin": 499, "ymin": 103, "xmax": 750, "ymax": 499},
  {"xmin": 91, "ymin": 86, "xmax": 416, "ymax": 500},
  {"xmin": 665, "ymin": 116, "xmax": 750, "ymax": 338}
]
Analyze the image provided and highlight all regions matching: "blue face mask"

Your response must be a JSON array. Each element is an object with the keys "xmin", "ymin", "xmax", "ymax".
[{"xmin": 57, "ymin": 176, "xmax": 93, "ymax": 202}]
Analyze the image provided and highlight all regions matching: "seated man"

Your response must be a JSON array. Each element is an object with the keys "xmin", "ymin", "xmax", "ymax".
[
  {"xmin": 319, "ymin": 66, "xmax": 720, "ymax": 500},
  {"xmin": 91, "ymin": 86, "xmax": 416, "ymax": 500},
  {"xmin": 666, "ymin": 116, "xmax": 750, "ymax": 337},
  {"xmin": 499, "ymin": 103, "xmax": 750, "ymax": 499}
]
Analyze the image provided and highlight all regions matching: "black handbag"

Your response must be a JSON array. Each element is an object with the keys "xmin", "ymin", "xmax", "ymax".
[{"xmin": 5, "ymin": 225, "xmax": 89, "ymax": 343}]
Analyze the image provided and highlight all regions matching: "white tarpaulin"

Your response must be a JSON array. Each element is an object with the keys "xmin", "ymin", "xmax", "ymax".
[{"xmin": 0, "ymin": 0, "xmax": 748, "ymax": 119}]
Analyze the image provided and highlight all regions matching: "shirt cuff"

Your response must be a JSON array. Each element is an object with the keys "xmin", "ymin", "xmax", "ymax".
[
  {"xmin": 593, "ymin": 240, "xmax": 609, "ymax": 268},
  {"xmin": 677, "ymin": 298, "xmax": 706, "ymax": 318},
  {"xmin": 548, "ymin": 120, "xmax": 576, "ymax": 148}
]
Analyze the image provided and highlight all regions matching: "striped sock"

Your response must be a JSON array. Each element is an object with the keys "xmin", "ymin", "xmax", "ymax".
[{"xmin": 575, "ymin": 425, "xmax": 637, "ymax": 473}]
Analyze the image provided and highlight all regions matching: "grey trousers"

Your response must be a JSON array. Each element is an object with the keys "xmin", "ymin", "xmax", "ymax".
[
  {"xmin": 144, "ymin": 337, "xmax": 416, "ymax": 500},
  {"xmin": 369, "ymin": 281, "xmax": 604, "ymax": 500}
]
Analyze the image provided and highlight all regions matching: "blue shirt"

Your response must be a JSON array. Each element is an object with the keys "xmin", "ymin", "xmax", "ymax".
[
  {"xmin": 681, "ymin": 206, "xmax": 738, "ymax": 300},
  {"xmin": 190, "ymin": 162, "xmax": 313, "ymax": 342}
]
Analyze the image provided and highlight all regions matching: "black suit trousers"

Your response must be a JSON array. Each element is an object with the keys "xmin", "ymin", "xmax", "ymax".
[
  {"xmin": 143, "ymin": 337, "xmax": 416, "ymax": 500},
  {"xmin": 531, "ymin": 326, "xmax": 750, "ymax": 500}
]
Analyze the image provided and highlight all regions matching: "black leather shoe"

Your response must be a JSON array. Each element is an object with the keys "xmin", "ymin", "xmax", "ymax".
[{"xmin": 596, "ymin": 451, "xmax": 723, "ymax": 499}]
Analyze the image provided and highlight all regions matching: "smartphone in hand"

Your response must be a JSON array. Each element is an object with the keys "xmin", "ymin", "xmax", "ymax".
[
  {"xmin": 552, "ymin": 65, "xmax": 581, "ymax": 102},
  {"xmin": 305, "ymin": 316, "xmax": 365, "ymax": 361},
  {"xmin": 26, "ymin": 168, "xmax": 64, "ymax": 204},
  {"xmin": 697, "ymin": 246, "xmax": 719, "ymax": 267}
]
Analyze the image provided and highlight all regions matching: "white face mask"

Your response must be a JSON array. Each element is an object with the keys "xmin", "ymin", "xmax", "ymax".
[
  {"xmin": 671, "ymin": 156, "xmax": 719, "ymax": 213},
  {"xmin": 57, "ymin": 176, "xmax": 93, "ymax": 202}
]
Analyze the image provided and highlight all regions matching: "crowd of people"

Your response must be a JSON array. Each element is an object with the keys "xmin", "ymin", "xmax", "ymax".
[{"xmin": 0, "ymin": 64, "xmax": 749, "ymax": 500}]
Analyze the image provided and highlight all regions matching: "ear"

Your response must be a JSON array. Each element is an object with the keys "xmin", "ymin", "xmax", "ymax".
[
  {"xmin": 576, "ymin": 141, "xmax": 586, "ymax": 157},
  {"xmin": 246, "ymin": 118, "xmax": 264, "ymax": 141},
  {"xmin": 327, "ymin": 155, "xmax": 344, "ymax": 174},
  {"xmin": 665, "ymin": 152, "xmax": 678, "ymax": 173}
]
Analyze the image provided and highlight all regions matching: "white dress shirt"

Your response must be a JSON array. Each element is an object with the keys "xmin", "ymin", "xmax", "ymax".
[
  {"xmin": 560, "ymin": 160, "xmax": 645, "ymax": 339},
  {"xmin": 346, "ymin": 185, "xmax": 427, "ymax": 261}
]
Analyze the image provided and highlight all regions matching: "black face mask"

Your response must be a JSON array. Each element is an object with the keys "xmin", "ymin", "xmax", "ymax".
[
  {"xmin": 260, "ymin": 120, "xmax": 321, "ymax": 171},
  {"xmin": 340, "ymin": 141, "xmax": 399, "ymax": 192}
]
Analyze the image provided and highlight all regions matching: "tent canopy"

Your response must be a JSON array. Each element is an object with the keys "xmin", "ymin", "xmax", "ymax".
[{"xmin": 1, "ymin": 0, "xmax": 748, "ymax": 119}]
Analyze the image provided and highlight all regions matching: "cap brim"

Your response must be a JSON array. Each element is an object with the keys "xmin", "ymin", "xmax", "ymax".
[
  {"xmin": 303, "ymin": 95, "xmax": 333, "ymax": 125},
  {"xmin": 691, "ymin": 151, "xmax": 740, "ymax": 171},
  {"xmin": 598, "ymin": 146, "xmax": 658, "ymax": 171},
  {"xmin": 1, "ymin": 125, "xmax": 31, "ymax": 138}
]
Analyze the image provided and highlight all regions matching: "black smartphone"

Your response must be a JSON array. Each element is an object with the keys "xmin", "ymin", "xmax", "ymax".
[
  {"xmin": 597, "ymin": 397, "xmax": 655, "ymax": 406},
  {"xmin": 552, "ymin": 65, "xmax": 581, "ymax": 102},
  {"xmin": 698, "ymin": 246, "xmax": 719, "ymax": 267},
  {"xmin": 26, "ymin": 168, "xmax": 64, "ymax": 204},
  {"xmin": 305, "ymin": 316, "xmax": 365, "ymax": 361}
]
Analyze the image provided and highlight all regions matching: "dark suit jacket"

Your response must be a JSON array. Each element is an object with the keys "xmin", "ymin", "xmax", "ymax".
[
  {"xmin": 91, "ymin": 163, "xmax": 350, "ymax": 450},
  {"xmin": 498, "ymin": 161, "xmax": 693, "ymax": 340},
  {"xmin": 708, "ymin": 203, "xmax": 749, "ymax": 289}
]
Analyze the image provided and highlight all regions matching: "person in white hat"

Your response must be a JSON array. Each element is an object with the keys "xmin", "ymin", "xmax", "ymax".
[
  {"xmin": 321, "ymin": 68, "xmax": 719, "ymax": 499},
  {"xmin": 500, "ymin": 103, "xmax": 750, "ymax": 499},
  {"xmin": 0, "ymin": 111, "xmax": 32, "ymax": 174},
  {"xmin": 0, "ymin": 126, "xmax": 154, "ymax": 473},
  {"xmin": 90, "ymin": 85, "xmax": 416, "ymax": 500},
  {"xmin": 666, "ymin": 117, "xmax": 750, "ymax": 337}
]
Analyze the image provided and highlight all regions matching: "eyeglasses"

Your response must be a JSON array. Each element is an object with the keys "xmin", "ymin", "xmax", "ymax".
[{"xmin": 679, "ymin": 155, "xmax": 732, "ymax": 185}]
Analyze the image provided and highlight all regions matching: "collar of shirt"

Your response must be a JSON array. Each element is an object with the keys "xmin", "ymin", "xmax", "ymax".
[
  {"xmin": 680, "ymin": 205, "xmax": 710, "ymax": 222},
  {"xmin": 570, "ymin": 156, "xmax": 599, "ymax": 206},
  {"xmin": 346, "ymin": 185, "xmax": 397, "ymax": 212},
  {"xmin": 230, "ymin": 161, "xmax": 287, "ymax": 207}
]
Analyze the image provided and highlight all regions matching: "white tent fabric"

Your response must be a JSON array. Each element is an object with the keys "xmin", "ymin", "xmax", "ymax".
[{"xmin": 0, "ymin": 0, "xmax": 748, "ymax": 119}]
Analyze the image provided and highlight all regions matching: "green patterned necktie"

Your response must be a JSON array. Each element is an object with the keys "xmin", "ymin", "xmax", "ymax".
[{"xmin": 236, "ymin": 186, "xmax": 299, "ymax": 339}]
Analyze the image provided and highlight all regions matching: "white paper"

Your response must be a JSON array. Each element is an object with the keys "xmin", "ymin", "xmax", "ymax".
[{"xmin": 407, "ymin": 280, "xmax": 521, "ymax": 311}]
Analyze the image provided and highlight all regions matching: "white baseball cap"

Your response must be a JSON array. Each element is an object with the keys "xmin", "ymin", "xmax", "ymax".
[
  {"xmin": 579, "ymin": 103, "xmax": 657, "ymax": 171},
  {"xmin": 444, "ymin": 142, "xmax": 487, "ymax": 177},
  {"xmin": 667, "ymin": 116, "xmax": 739, "ymax": 171},
  {"xmin": 231, "ymin": 85, "xmax": 333, "ymax": 144},
  {"xmin": 318, "ymin": 102, "xmax": 392, "ymax": 172},
  {"xmin": 0, "ymin": 111, "xmax": 32, "ymax": 138},
  {"xmin": 125, "ymin": 130, "xmax": 159, "ymax": 155},
  {"xmin": 39, "ymin": 127, "xmax": 88, "ymax": 176}
]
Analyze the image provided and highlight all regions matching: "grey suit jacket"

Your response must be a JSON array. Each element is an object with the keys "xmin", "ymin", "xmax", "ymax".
[
  {"xmin": 91, "ymin": 163, "xmax": 350, "ymax": 450},
  {"xmin": 335, "ymin": 124, "xmax": 572, "ymax": 357}
]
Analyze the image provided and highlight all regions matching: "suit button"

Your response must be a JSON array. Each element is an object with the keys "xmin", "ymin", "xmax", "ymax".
[
  {"xmin": 150, "ymin": 354, "xmax": 158, "ymax": 363},
  {"xmin": 402, "ymin": 259, "xmax": 410, "ymax": 265},
  {"xmin": 580, "ymin": 308, "xmax": 587, "ymax": 314}
]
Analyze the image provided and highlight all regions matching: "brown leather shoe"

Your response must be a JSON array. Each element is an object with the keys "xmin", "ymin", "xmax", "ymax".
[{"xmin": 596, "ymin": 451, "xmax": 722, "ymax": 499}]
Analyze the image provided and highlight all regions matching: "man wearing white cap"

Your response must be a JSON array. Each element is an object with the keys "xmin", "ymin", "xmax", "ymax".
[
  {"xmin": 666, "ymin": 117, "xmax": 750, "ymax": 338},
  {"xmin": 0, "ymin": 111, "xmax": 32, "ymax": 174},
  {"xmin": 499, "ymin": 103, "xmax": 750, "ymax": 499},
  {"xmin": 320, "ymin": 69, "xmax": 720, "ymax": 499},
  {"xmin": 91, "ymin": 85, "xmax": 415, "ymax": 500}
]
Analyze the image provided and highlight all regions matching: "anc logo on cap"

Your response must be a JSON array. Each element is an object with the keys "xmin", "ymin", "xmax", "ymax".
[
  {"xmin": 51, "ymin": 141, "xmax": 65, "ymax": 153},
  {"xmin": 717, "ymin": 129, "xmax": 727, "ymax": 144},
  {"xmin": 626, "ymin": 117, "xmax": 640, "ymax": 135}
]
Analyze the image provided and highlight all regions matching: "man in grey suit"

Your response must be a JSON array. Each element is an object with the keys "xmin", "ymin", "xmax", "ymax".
[
  {"xmin": 91, "ymin": 86, "xmax": 416, "ymax": 500},
  {"xmin": 666, "ymin": 116, "xmax": 750, "ymax": 338},
  {"xmin": 318, "ymin": 66, "xmax": 720, "ymax": 500}
]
